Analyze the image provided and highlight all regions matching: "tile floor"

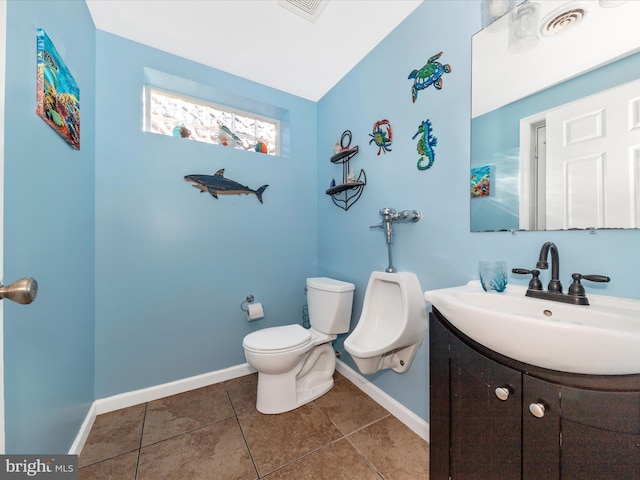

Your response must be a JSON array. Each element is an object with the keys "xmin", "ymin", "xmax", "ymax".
[{"xmin": 79, "ymin": 372, "xmax": 429, "ymax": 479}]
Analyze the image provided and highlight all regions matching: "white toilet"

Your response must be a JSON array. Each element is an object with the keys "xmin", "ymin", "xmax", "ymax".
[
  {"xmin": 242, "ymin": 277, "xmax": 355, "ymax": 414},
  {"xmin": 344, "ymin": 271, "xmax": 427, "ymax": 375}
]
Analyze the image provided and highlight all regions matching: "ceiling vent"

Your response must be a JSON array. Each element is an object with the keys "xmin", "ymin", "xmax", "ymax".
[
  {"xmin": 277, "ymin": 0, "xmax": 329, "ymax": 23},
  {"xmin": 541, "ymin": 4, "xmax": 588, "ymax": 36}
]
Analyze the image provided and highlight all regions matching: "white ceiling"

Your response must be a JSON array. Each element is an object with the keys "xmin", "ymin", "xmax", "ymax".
[{"xmin": 86, "ymin": 0, "xmax": 424, "ymax": 102}]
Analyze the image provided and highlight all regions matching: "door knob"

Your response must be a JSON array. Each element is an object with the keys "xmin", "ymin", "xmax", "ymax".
[
  {"xmin": 529, "ymin": 402, "xmax": 546, "ymax": 418},
  {"xmin": 0, "ymin": 277, "xmax": 38, "ymax": 304}
]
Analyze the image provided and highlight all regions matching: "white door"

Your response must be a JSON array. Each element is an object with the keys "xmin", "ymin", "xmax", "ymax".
[
  {"xmin": 0, "ymin": 0, "xmax": 7, "ymax": 453},
  {"xmin": 545, "ymin": 78, "xmax": 640, "ymax": 230}
]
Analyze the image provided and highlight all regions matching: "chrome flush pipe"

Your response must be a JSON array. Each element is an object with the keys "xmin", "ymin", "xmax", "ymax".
[
  {"xmin": 370, "ymin": 208, "xmax": 422, "ymax": 273},
  {"xmin": 371, "ymin": 208, "xmax": 396, "ymax": 273}
]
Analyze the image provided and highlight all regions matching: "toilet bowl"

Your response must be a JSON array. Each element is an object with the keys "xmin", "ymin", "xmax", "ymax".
[
  {"xmin": 344, "ymin": 271, "xmax": 427, "ymax": 375},
  {"xmin": 242, "ymin": 277, "xmax": 355, "ymax": 414}
]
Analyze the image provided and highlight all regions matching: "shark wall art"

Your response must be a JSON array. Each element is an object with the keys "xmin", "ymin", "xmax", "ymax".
[{"xmin": 184, "ymin": 169, "xmax": 268, "ymax": 204}]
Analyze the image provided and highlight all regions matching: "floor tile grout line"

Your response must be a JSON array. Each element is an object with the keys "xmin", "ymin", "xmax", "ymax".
[
  {"xmin": 77, "ymin": 449, "xmax": 140, "ymax": 471},
  {"xmin": 313, "ymin": 397, "xmax": 391, "ymax": 439},
  {"xmin": 225, "ymin": 387, "xmax": 260, "ymax": 479},
  {"xmin": 351, "ymin": 412, "xmax": 391, "ymax": 434},
  {"xmin": 233, "ymin": 413, "xmax": 260, "ymax": 479},
  {"xmin": 343, "ymin": 434, "xmax": 387, "ymax": 480},
  {"xmin": 257, "ymin": 436, "xmax": 349, "ymax": 479},
  {"xmin": 342, "ymin": 414, "xmax": 396, "ymax": 480},
  {"xmin": 133, "ymin": 402, "xmax": 148, "ymax": 480},
  {"xmin": 135, "ymin": 413, "xmax": 238, "ymax": 450},
  {"xmin": 78, "ymin": 372, "xmax": 426, "ymax": 479}
]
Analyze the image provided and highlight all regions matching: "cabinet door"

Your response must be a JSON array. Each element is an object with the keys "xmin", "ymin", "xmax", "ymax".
[
  {"xmin": 523, "ymin": 374, "xmax": 561, "ymax": 480},
  {"xmin": 449, "ymin": 334, "xmax": 522, "ymax": 480},
  {"xmin": 560, "ymin": 386, "xmax": 640, "ymax": 479},
  {"xmin": 429, "ymin": 313, "xmax": 451, "ymax": 480}
]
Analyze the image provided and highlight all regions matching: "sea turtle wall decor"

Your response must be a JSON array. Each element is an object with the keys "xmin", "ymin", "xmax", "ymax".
[{"xmin": 408, "ymin": 51, "xmax": 452, "ymax": 103}]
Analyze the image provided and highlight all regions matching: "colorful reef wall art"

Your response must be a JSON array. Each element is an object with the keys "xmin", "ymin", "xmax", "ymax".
[
  {"xmin": 471, "ymin": 165, "xmax": 491, "ymax": 197},
  {"xmin": 36, "ymin": 28, "xmax": 80, "ymax": 150}
]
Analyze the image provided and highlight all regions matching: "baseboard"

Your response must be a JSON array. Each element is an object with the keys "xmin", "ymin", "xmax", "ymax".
[
  {"xmin": 68, "ymin": 402, "xmax": 97, "ymax": 455},
  {"xmin": 93, "ymin": 363, "xmax": 256, "ymax": 415},
  {"xmin": 69, "ymin": 360, "xmax": 429, "ymax": 455},
  {"xmin": 335, "ymin": 359, "xmax": 430, "ymax": 443},
  {"xmin": 68, "ymin": 363, "xmax": 256, "ymax": 455}
]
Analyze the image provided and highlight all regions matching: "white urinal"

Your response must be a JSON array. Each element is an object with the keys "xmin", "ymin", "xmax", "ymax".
[{"xmin": 344, "ymin": 271, "xmax": 427, "ymax": 375}]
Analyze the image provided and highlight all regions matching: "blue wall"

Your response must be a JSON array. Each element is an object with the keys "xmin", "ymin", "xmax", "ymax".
[
  {"xmin": 4, "ymin": 0, "xmax": 95, "ymax": 453},
  {"xmin": 94, "ymin": 32, "xmax": 318, "ymax": 398},
  {"xmin": 5, "ymin": 0, "xmax": 640, "ymax": 452},
  {"xmin": 318, "ymin": 0, "xmax": 640, "ymax": 423}
]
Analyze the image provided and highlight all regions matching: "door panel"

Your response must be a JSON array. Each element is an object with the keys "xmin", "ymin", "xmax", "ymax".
[
  {"xmin": 545, "ymin": 78, "xmax": 640, "ymax": 229},
  {"xmin": 560, "ymin": 386, "xmax": 640, "ymax": 479},
  {"xmin": 522, "ymin": 375, "xmax": 560, "ymax": 480},
  {"xmin": 450, "ymin": 335, "xmax": 521, "ymax": 480},
  {"xmin": 561, "ymin": 420, "xmax": 640, "ymax": 480}
]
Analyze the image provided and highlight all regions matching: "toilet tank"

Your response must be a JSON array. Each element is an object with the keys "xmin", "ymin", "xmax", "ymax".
[{"xmin": 306, "ymin": 277, "xmax": 355, "ymax": 334}]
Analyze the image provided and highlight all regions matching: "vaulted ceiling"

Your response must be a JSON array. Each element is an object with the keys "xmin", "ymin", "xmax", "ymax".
[{"xmin": 86, "ymin": 0, "xmax": 423, "ymax": 101}]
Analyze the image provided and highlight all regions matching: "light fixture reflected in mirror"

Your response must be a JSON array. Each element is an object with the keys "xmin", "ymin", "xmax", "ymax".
[
  {"xmin": 482, "ymin": 0, "xmax": 516, "ymax": 31},
  {"xmin": 508, "ymin": 1, "xmax": 541, "ymax": 54},
  {"xmin": 599, "ymin": 0, "xmax": 626, "ymax": 7}
]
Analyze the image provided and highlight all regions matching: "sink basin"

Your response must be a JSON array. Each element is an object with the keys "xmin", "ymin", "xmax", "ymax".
[{"xmin": 424, "ymin": 281, "xmax": 640, "ymax": 375}]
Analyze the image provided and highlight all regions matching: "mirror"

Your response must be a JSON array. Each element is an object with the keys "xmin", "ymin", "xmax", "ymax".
[{"xmin": 471, "ymin": 0, "xmax": 640, "ymax": 232}]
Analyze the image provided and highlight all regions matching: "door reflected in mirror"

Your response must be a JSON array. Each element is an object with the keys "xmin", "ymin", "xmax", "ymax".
[{"xmin": 470, "ymin": 0, "xmax": 640, "ymax": 232}]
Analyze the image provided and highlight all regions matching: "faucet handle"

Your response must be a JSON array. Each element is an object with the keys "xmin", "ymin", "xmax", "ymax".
[
  {"xmin": 512, "ymin": 268, "xmax": 542, "ymax": 291},
  {"xmin": 568, "ymin": 273, "xmax": 586, "ymax": 296},
  {"xmin": 568, "ymin": 273, "xmax": 611, "ymax": 297},
  {"xmin": 582, "ymin": 274, "xmax": 611, "ymax": 283}
]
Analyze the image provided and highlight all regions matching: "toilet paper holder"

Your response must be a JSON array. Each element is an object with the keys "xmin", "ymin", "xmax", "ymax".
[{"xmin": 240, "ymin": 295, "xmax": 255, "ymax": 312}]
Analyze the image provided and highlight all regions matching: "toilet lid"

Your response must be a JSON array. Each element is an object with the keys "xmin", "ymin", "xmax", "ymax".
[{"xmin": 243, "ymin": 324, "xmax": 312, "ymax": 352}]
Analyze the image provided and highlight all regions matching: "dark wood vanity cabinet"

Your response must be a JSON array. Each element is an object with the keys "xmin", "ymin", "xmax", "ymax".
[{"xmin": 430, "ymin": 309, "xmax": 640, "ymax": 480}]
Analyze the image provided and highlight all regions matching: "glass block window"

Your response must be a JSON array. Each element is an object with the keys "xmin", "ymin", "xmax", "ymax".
[{"xmin": 144, "ymin": 86, "xmax": 279, "ymax": 155}]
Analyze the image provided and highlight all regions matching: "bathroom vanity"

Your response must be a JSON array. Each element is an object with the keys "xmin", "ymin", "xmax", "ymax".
[{"xmin": 430, "ymin": 308, "xmax": 640, "ymax": 480}]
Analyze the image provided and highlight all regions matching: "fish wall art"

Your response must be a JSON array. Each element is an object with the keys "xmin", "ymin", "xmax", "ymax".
[
  {"xmin": 184, "ymin": 169, "xmax": 268, "ymax": 204},
  {"xmin": 36, "ymin": 28, "xmax": 80, "ymax": 150}
]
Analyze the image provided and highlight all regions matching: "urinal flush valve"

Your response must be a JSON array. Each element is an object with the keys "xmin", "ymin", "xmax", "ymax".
[{"xmin": 370, "ymin": 208, "xmax": 422, "ymax": 273}]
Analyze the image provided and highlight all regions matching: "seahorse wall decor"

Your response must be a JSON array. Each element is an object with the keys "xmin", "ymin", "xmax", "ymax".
[{"xmin": 412, "ymin": 119, "xmax": 438, "ymax": 170}]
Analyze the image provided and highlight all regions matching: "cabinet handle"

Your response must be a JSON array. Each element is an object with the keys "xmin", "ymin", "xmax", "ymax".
[
  {"xmin": 495, "ymin": 387, "xmax": 510, "ymax": 401},
  {"xmin": 529, "ymin": 403, "xmax": 546, "ymax": 418}
]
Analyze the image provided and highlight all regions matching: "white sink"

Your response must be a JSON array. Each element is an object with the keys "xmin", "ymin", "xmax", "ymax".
[{"xmin": 424, "ymin": 281, "xmax": 640, "ymax": 375}]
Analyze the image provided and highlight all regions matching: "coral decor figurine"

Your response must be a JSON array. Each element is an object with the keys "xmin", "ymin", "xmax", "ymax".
[
  {"xmin": 218, "ymin": 124, "xmax": 242, "ymax": 147},
  {"xmin": 172, "ymin": 125, "xmax": 191, "ymax": 138},
  {"xmin": 254, "ymin": 141, "xmax": 268, "ymax": 153}
]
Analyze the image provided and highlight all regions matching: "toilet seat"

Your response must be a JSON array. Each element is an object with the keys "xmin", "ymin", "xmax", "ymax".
[{"xmin": 243, "ymin": 324, "xmax": 311, "ymax": 354}]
